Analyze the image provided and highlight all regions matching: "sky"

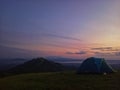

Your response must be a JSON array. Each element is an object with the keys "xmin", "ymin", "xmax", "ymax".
[{"xmin": 0, "ymin": 0, "xmax": 120, "ymax": 60}]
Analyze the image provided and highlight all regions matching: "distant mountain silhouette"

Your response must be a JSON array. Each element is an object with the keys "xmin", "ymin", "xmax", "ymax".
[
  {"xmin": 0, "ymin": 58, "xmax": 29, "ymax": 71},
  {"xmin": 7, "ymin": 57, "xmax": 65, "ymax": 74}
]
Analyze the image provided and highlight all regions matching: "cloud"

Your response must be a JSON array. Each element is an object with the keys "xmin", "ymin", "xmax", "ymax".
[
  {"xmin": 0, "ymin": 45, "xmax": 44, "ymax": 58},
  {"xmin": 94, "ymin": 52, "xmax": 112, "ymax": 56},
  {"xmin": 91, "ymin": 47, "xmax": 112, "ymax": 51},
  {"xmin": 93, "ymin": 51, "xmax": 120, "ymax": 56},
  {"xmin": 66, "ymin": 51, "xmax": 87, "ymax": 55},
  {"xmin": 91, "ymin": 47, "xmax": 120, "ymax": 57},
  {"xmin": 75, "ymin": 51, "xmax": 87, "ymax": 54},
  {"xmin": 66, "ymin": 52, "xmax": 74, "ymax": 54},
  {"xmin": 91, "ymin": 47, "xmax": 120, "ymax": 51},
  {"xmin": 44, "ymin": 33, "xmax": 81, "ymax": 41},
  {"xmin": 42, "ymin": 43, "xmax": 79, "ymax": 49},
  {"xmin": 115, "ymin": 52, "xmax": 120, "ymax": 56}
]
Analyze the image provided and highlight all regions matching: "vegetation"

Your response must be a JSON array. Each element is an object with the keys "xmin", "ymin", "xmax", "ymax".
[
  {"xmin": 7, "ymin": 58, "xmax": 66, "ymax": 74},
  {"xmin": 0, "ymin": 71, "xmax": 120, "ymax": 90}
]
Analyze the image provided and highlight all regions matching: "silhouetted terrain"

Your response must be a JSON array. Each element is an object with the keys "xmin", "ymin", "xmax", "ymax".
[
  {"xmin": 0, "ymin": 71, "xmax": 120, "ymax": 90},
  {"xmin": 0, "ymin": 57, "xmax": 120, "ymax": 78},
  {"xmin": 6, "ymin": 58, "xmax": 66, "ymax": 74},
  {"xmin": 0, "ymin": 58, "xmax": 28, "ymax": 71}
]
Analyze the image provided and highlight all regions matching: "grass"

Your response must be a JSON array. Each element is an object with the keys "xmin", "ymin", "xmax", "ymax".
[{"xmin": 0, "ymin": 71, "xmax": 120, "ymax": 90}]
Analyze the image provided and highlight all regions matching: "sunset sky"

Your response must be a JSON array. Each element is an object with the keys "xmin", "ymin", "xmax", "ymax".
[{"xmin": 0, "ymin": 0, "xmax": 120, "ymax": 60}]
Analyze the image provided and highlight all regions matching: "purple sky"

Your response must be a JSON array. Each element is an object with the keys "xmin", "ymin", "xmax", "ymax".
[{"xmin": 0, "ymin": 0, "xmax": 120, "ymax": 59}]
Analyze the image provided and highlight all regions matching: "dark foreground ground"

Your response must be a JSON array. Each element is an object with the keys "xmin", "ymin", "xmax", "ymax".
[{"xmin": 0, "ymin": 70, "xmax": 120, "ymax": 90}]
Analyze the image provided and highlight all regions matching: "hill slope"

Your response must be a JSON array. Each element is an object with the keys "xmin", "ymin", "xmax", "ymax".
[
  {"xmin": 7, "ymin": 58, "xmax": 65, "ymax": 74},
  {"xmin": 0, "ymin": 71, "xmax": 120, "ymax": 90}
]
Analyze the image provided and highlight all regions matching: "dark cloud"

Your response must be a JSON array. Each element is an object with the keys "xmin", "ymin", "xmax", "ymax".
[
  {"xmin": 94, "ymin": 52, "xmax": 112, "ymax": 56},
  {"xmin": 75, "ymin": 51, "xmax": 87, "ymax": 54},
  {"xmin": 45, "ymin": 33, "xmax": 81, "ymax": 41},
  {"xmin": 94, "ymin": 51, "xmax": 120, "ymax": 56},
  {"xmin": 92, "ymin": 47, "xmax": 120, "ymax": 57},
  {"xmin": 91, "ymin": 47, "xmax": 112, "ymax": 50},
  {"xmin": 66, "ymin": 51, "xmax": 87, "ymax": 55},
  {"xmin": 42, "ymin": 43, "xmax": 79, "ymax": 49},
  {"xmin": 66, "ymin": 52, "xmax": 74, "ymax": 54},
  {"xmin": 0, "ymin": 45, "xmax": 44, "ymax": 58},
  {"xmin": 91, "ymin": 47, "xmax": 120, "ymax": 51},
  {"xmin": 115, "ymin": 52, "xmax": 120, "ymax": 56}
]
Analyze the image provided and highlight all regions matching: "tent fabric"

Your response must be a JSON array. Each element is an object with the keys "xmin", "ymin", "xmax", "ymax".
[
  {"xmin": 77, "ymin": 57, "xmax": 114, "ymax": 74},
  {"xmin": 94, "ymin": 58, "xmax": 102, "ymax": 72}
]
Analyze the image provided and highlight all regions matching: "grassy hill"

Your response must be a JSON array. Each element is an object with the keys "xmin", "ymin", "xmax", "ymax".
[
  {"xmin": 7, "ymin": 58, "xmax": 66, "ymax": 74},
  {"xmin": 0, "ymin": 71, "xmax": 120, "ymax": 90}
]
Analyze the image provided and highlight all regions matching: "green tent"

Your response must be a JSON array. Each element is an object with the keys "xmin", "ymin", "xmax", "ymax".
[{"xmin": 77, "ymin": 57, "xmax": 115, "ymax": 74}]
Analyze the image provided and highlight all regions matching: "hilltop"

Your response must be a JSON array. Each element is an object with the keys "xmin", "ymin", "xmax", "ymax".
[
  {"xmin": 7, "ymin": 57, "xmax": 66, "ymax": 74},
  {"xmin": 0, "ymin": 71, "xmax": 120, "ymax": 90}
]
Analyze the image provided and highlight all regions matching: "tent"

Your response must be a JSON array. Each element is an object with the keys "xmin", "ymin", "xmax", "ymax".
[{"xmin": 77, "ymin": 57, "xmax": 115, "ymax": 74}]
